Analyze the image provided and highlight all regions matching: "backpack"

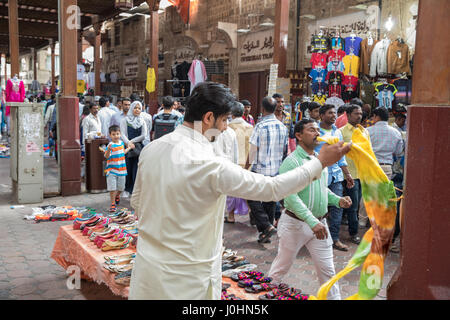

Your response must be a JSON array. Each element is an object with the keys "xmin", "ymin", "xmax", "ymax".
[{"xmin": 154, "ymin": 113, "xmax": 178, "ymax": 139}]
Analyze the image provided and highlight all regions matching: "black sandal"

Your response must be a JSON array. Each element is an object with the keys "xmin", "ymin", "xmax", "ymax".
[{"xmin": 224, "ymin": 217, "xmax": 235, "ymax": 224}]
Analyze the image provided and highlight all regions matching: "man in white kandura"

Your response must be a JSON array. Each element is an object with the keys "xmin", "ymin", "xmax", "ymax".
[{"xmin": 128, "ymin": 82, "xmax": 351, "ymax": 300}]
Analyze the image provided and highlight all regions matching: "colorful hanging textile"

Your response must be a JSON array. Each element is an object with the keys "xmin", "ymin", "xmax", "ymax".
[{"xmin": 310, "ymin": 126, "xmax": 398, "ymax": 300}]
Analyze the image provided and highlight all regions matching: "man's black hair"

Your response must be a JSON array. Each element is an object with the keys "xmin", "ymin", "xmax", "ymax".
[
  {"xmin": 240, "ymin": 99, "xmax": 251, "ymax": 106},
  {"xmin": 262, "ymin": 96, "xmax": 277, "ymax": 113},
  {"xmin": 130, "ymin": 93, "xmax": 140, "ymax": 103},
  {"xmin": 308, "ymin": 102, "xmax": 321, "ymax": 112},
  {"xmin": 294, "ymin": 118, "xmax": 316, "ymax": 135},
  {"xmin": 350, "ymin": 97, "xmax": 364, "ymax": 107},
  {"xmin": 231, "ymin": 101, "xmax": 244, "ymax": 117},
  {"xmin": 373, "ymin": 107, "xmax": 389, "ymax": 121},
  {"xmin": 109, "ymin": 125, "xmax": 120, "ymax": 134},
  {"xmin": 184, "ymin": 82, "xmax": 235, "ymax": 122},
  {"xmin": 272, "ymin": 93, "xmax": 283, "ymax": 100},
  {"xmin": 346, "ymin": 104, "xmax": 362, "ymax": 115},
  {"xmin": 162, "ymin": 96, "xmax": 175, "ymax": 109},
  {"xmin": 337, "ymin": 105, "xmax": 348, "ymax": 115},
  {"xmin": 89, "ymin": 101, "xmax": 99, "ymax": 109},
  {"xmin": 108, "ymin": 96, "xmax": 114, "ymax": 103},
  {"xmin": 122, "ymin": 97, "xmax": 131, "ymax": 103},
  {"xmin": 99, "ymin": 97, "xmax": 107, "ymax": 108},
  {"xmin": 395, "ymin": 113, "xmax": 406, "ymax": 119},
  {"xmin": 82, "ymin": 105, "xmax": 91, "ymax": 116},
  {"xmin": 319, "ymin": 104, "xmax": 335, "ymax": 115}
]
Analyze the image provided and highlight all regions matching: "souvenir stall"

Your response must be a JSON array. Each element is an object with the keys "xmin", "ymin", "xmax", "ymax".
[
  {"xmin": 305, "ymin": 26, "xmax": 413, "ymax": 112},
  {"xmin": 50, "ymin": 209, "xmax": 309, "ymax": 300}
]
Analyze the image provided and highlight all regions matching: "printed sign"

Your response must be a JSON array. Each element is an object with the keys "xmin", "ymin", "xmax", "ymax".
[
  {"xmin": 239, "ymin": 30, "xmax": 274, "ymax": 67},
  {"xmin": 123, "ymin": 57, "xmax": 139, "ymax": 79},
  {"xmin": 26, "ymin": 141, "xmax": 40, "ymax": 153}
]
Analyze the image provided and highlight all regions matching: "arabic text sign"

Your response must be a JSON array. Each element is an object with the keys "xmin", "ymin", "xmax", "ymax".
[
  {"xmin": 240, "ymin": 30, "xmax": 274, "ymax": 66},
  {"xmin": 123, "ymin": 57, "xmax": 139, "ymax": 79}
]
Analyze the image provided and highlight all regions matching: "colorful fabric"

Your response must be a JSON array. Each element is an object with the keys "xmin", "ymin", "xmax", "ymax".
[
  {"xmin": 242, "ymin": 114, "xmax": 255, "ymax": 126},
  {"xmin": 331, "ymin": 38, "xmax": 345, "ymax": 51},
  {"xmin": 106, "ymin": 141, "xmax": 127, "ymax": 176},
  {"xmin": 312, "ymin": 94, "xmax": 326, "ymax": 106},
  {"xmin": 226, "ymin": 197, "xmax": 249, "ymax": 215},
  {"xmin": 310, "ymin": 129, "xmax": 398, "ymax": 300},
  {"xmin": 327, "ymin": 49, "xmax": 346, "ymax": 62},
  {"xmin": 146, "ymin": 68, "xmax": 156, "ymax": 93},
  {"xmin": 309, "ymin": 69, "xmax": 327, "ymax": 83},
  {"xmin": 327, "ymin": 60, "xmax": 345, "ymax": 73},
  {"xmin": 249, "ymin": 114, "xmax": 288, "ymax": 177},
  {"xmin": 344, "ymin": 37, "xmax": 362, "ymax": 56},
  {"xmin": 5, "ymin": 79, "xmax": 25, "ymax": 116},
  {"xmin": 343, "ymin": 55, "xmax": 360, "ymax": 78},
  {"xmin": 311, "ymin": 36, "xmax": 330, "ymax": 53},
  {"xmin": 339, "ymin": 123, "xmax": 370, "ymax": 178}
]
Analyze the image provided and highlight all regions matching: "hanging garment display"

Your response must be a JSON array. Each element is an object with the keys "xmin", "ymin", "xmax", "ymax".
[
  {"xmin": 375, "ymin": 82, "xmax": 398, "ymax": 110},
  {"xmin": 5, "ymin": 78, "xmax": 25, "ymax": 116},
  {"xmin": 188, "ymin": 59, "xmax": 207, "ymax": 94},
  {"xmin": 311, "ymin": 35, "xmax": 330, "ymax": 53},
  {"xmin": 343, "ymin": 55, "xmax": 360, "ymax": 78},
  {"xmin": 344, "ymin": 36, "xmax": 363, "ymax": 56},
  {"xmin": 359, "ymin": 38, "xmax": 379, "ymax": 75},
  {"xmin": 369, "ymin": 39, "xmax": 391, "ymax": 77},
  {"xmin": 325, "ymin": 96, "xmax": 345, "ymax": 108},
  {"xmin": 312, "ymin": 93, "xmax": 326, "ymax": 105},
  {"xmin": 175, "ymin": 61, "xmax": 191, "ymax": 97},
  {"xmin": 309, "ymin": 69, "xmax": 327, "ymax": 94},
  {"xmin": 330, "ymin": 37, "xmax": 345, "ymax": 51},
  {"xmin": 326, "ymin": 71, "xmax": 345, "ymax": 98},
  {"xmin": 310, "ymin": 53, "xmax": 328, "ymax": 70},
  {"xmin": 310, "ymin": 129, "xmax": 398, "ymax": 300},
  {"xmin": 387, "ymin": 39, "xmax": 412, "ymax": 75},
  {"xmin": 392, "ymin": 78, "xmax": 412, "ymax": 106},
  {"xmin": 327, "ymin": 49, "xmax": 346, "ymax": 62},
  {"xmin": 327, "ymin": 60, "xmax": 345, "ymax": 73},
  {"xmin": 342, "ymin": 75, "xmax": 359, "ymax": 102}
]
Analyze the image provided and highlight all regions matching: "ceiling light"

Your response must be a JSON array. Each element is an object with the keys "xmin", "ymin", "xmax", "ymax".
[{"xmin": 385, "ymin": 15, "xmax": 394, "ymax": 31}]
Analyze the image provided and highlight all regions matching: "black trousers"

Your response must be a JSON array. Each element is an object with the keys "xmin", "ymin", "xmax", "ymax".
[
  {"xmin": 125, "ymin": 156, "xmax": 139, "ymax": 194},
  {"xmin": 247, "ymin": 200, "xmax": 276, "ymax": 233}
]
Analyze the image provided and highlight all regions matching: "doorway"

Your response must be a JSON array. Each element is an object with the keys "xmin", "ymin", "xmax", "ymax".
[{"xmin": 238, "ymin": 71, "xmax": 268, "ymax": 121}]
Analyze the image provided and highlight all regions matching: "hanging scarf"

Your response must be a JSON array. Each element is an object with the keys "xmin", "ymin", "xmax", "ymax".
[
  {"xmin": 126, "ymin": 101, "xmax": 145, "ymax": 129},
  {"xmin": 310, "ymin": 125, "xmax": 398, "ymax": 300}
]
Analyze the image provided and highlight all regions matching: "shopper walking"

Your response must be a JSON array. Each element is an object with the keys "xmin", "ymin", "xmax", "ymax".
[
  {"xmin": 241, "ymin": 99, "xmax": 255, "ymax": 126},
  {"xmin": 268, "ymin": 119, "xmax": 352, "ymax": 300},
  {"xmin": 120, "ymin": 101, "xmax": 147, "ymax": 196},
  {"xmin": 128, "ymin": 82, "xmax": 351, "ymax": 300},
  {"xmin": 339, "ymin": 105, "xmax": 370, "ymax": 244},
  {"xmin": 110, "ymin": 98, "xmax": 131, "ymax": 127},
  {"xmin": 367, "ymin": 107, "xmax": 404, "ymax": 179},
  {"xmin": 247, "ymin": 96, "xmax": 289, "ymax": 243},
  {"xmin": 98, "ymin": 97, "xmax": 116, "ymax": 138},
  {"xmin": 315, "ymin": 104, "xmax": 354, "ymax": 251}
]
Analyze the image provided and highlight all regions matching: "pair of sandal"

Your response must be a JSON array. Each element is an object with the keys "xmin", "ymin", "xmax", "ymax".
[
  {"xmin": 101, "ymin": 235, "xmax": 133, "ymax": 251},
  {"xmin": 222, "ymin": 264, "xmax": 257, "ymax": 278},
  {"xmin": 259, "ymin": 286, "xmax": 308, "ymax": 300},
  {"xmin": 104, "ymin": 253, "xmax": 136, "ymax": 265},
  {"xmin": 109, "ymin": 195, "xmax": 121, "ymax": 213},
  {"xmin": 237, "ymin": 276, "xmax": 272, "ymax": 288},
  {"xmin": 221, "ymin": 291, "xmax": 242, "ymax": 300},
  {"xmin": 230, "ymin": 270, "xmax": 264, "ymax": 282},
  {"xmin": 222, "ymin": 259, "xmax": 249, "ymax": 272},
  {"xmin": 73, "ymin": 214, "xmax": 101, "ymax": 230},
  {"xmin": 103, "ymin": 262, "xmax": 134, "ymax": 273},
  {"xmin": 114, "ymin": 269, "xmax": 132, "ymax": 286}
]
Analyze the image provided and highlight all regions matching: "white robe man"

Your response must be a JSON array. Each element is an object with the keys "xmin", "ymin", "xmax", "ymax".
[{"xmin": 129, "ymin": 82, "xmax": 351, "ymax": 300}]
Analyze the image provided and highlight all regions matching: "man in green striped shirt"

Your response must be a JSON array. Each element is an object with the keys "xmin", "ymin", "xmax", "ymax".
[{"xmin": 268, "ymin": 119, "xmax": 352, "ymax": 300}]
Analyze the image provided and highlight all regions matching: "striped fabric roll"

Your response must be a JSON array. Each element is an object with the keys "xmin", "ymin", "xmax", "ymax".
[{"xmin": 106, "ymin": 141, "xmax": 127, "ymax": 176}]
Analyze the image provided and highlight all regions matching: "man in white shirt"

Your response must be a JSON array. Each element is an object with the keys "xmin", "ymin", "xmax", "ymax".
[
  {"xmin": 82, "ymin": 102, "xmax": 102, "ymax": 142},
  {"xmin": 128, "ymin": 82, "xmax": 351, "ymax": 300},
  {"xmin": 97, "ymin": 97, "xmax": 116, "ymax": 138}
]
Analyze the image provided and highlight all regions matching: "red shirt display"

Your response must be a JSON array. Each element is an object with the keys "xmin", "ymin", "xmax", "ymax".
[
  {"xmin": 310, "ymin": 53, "xmax": 328, "ymax": 70},
  {"xmin": 342, "ymin": 75, "xmax": 358, "ymax": 92},
  {"xmin": 327, "ymin": 49, "xmax": 346, "ymax": 62}
]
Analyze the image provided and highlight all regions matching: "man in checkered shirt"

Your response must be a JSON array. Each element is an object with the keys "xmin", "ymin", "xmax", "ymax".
[
  {"xmin": 246, "ymin": 96, "xmax": 289, "ymax": 243},
  {"xmin": 367, "ymin": 107, "xmax": 404, "ymax": 179}
]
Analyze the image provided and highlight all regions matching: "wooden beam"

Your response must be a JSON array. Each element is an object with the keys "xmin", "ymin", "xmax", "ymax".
[
  {"xmin": 273, "ymin": 0, "xmax": 289, "ymax": 78},
  {"xmin": 146, "ymin": 9, "xmax": 159, "ymax": 114},
  {"xmin": 50, "ymin": 40, "xmax": 55, "ymax": 94},
  {"xmin": 8, "ymin": 0, "xmax": 19, "ymax": 77},
  {"xmin": 93, "ymin": 21, "xmax": 102, "ymax": 96}
]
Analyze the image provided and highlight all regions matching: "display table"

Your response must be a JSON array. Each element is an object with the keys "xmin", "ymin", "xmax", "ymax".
[
  {"xmin": 51, "ymin": 225, "xmax": 261, "ymax": 299},
  {"xmin": 51, "ymin": 225, "xmax": 135, "ymax": 298}
]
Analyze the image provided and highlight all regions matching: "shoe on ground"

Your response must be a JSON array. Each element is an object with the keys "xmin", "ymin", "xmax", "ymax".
[
  {"xmin": 122, "ymin": 191, "xmax": 130, "ymax": 198},
  {"xmin": 349, "ymin": 235, "xmax": 361, "ymax": 244},
  {"xmin": 332, "ymin": 240, "xmax": 349, "ymax": 251},
  {"xmin": 258, "ymin": 226, "xmax": 277, "ymax": 243}
]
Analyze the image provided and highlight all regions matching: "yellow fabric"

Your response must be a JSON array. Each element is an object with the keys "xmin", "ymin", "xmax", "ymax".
[
  {"xmin": 339, "ymin": 123, "xmax": 370, "ymax": 179},
  {"xmin": 146, "ymin": 68, "xmax": 156, "ymax": 93},
  {"xmin": 343, "ymin": 55, "xmax": 360, "ymax": 78},
  {"xmin": 77, "ymin": 80, "xmax": 85, "ymax": 94},
  {"xmin": 313, "ymin": 94, "xmax": 326, "ymax": 105}
]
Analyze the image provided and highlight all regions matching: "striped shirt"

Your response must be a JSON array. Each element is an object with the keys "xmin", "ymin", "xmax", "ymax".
[
  {"xmin": 367, "ymin": 121, "xmax": 404, "ymax": 165},
  {"xmin": 250, "ymin": 114, "xmax": 288, "ymax": 176},
  {"xmin": 105, "ymin": 141, "xmax": 127, "ymax": 176}
]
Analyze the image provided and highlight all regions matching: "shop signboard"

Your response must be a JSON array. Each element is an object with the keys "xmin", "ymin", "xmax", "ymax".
[
  {"xmin": 123, "ymin": 57, "xmax": 139, "ymax": 79},
  {"xmin": 267, "ymin": 64, "xmax": 278, "ymax": 97},
  {"xmin": 207, "ymin": 41, "xmax": 229, "ymax": 61},
  {"xmin": 239, "ymin": 29, "xmax": 274, "ymax": 67}
]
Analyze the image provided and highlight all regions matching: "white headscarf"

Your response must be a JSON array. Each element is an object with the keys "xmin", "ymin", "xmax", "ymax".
[{"xmin": 126, "ymin": 101, "xmax": 145, "ymax": 129}]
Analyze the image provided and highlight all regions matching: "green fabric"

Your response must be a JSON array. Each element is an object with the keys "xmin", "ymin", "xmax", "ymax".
[{"xmin": 279, "ymin": 145, "xmax": 341, "ymax": 228}]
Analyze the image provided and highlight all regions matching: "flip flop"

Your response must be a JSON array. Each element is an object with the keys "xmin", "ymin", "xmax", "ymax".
[{"xmin": 333, "ymin": 243, "xmax": 349, "ymax": 251}]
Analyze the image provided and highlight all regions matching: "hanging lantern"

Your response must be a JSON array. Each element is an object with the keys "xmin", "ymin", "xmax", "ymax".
[{"xmin": 115, "ymin": 0, "xmax": 134, "ymax": 10}]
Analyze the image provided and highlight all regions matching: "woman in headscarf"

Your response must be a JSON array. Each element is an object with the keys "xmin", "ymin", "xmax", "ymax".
[{"xmin": 120, "ymin": 101, "xmax": 148, "ymax": 195}]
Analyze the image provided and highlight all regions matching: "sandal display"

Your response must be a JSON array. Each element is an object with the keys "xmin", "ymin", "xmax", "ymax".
[{"xmin": 114, "ymin": 269, "xmax": 132, "ymax": 286}]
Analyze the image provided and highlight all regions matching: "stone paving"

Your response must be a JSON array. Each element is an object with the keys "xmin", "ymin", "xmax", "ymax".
[{"xmin": 0, "ymin": 157, "xmax": 400, "ymax": 300}]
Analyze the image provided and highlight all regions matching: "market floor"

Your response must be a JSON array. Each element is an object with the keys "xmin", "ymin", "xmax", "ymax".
[{"xmin": 0, "ymin": 158, "xmax": 400, "ymax": 300}]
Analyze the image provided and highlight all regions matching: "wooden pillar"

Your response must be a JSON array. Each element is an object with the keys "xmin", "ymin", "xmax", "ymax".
[
  {"xmin": 93, "ymin": 25, "xmax": 102, "ymax": 96},
  {"xmin": 3, "ymin": 54, "xmax": 6, "ymax": 86},
  {"xmin": 50, "ymin": 40, "xmax": 56, "ymax": 94},
  {"xmin": 33, "ymin": 48, "xmax": 37, "ymax": 81},
  {"xmin": 386, "ymin": 0, "xmax": 450, "ymax": 300},
  {"xmin": 273, "ymin": 0, "xmax": 290, "ymax": 78},
  {"xmin": 58, "ymin": 0, "xmax": 81, "ymax": 196},
  {"xmin": 146, "ymin": 1, "xmax": 159, "ymax": 115},
  {"xmin": 8, "ymin": 0, "xmax": 20, "ymax": 77}
]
